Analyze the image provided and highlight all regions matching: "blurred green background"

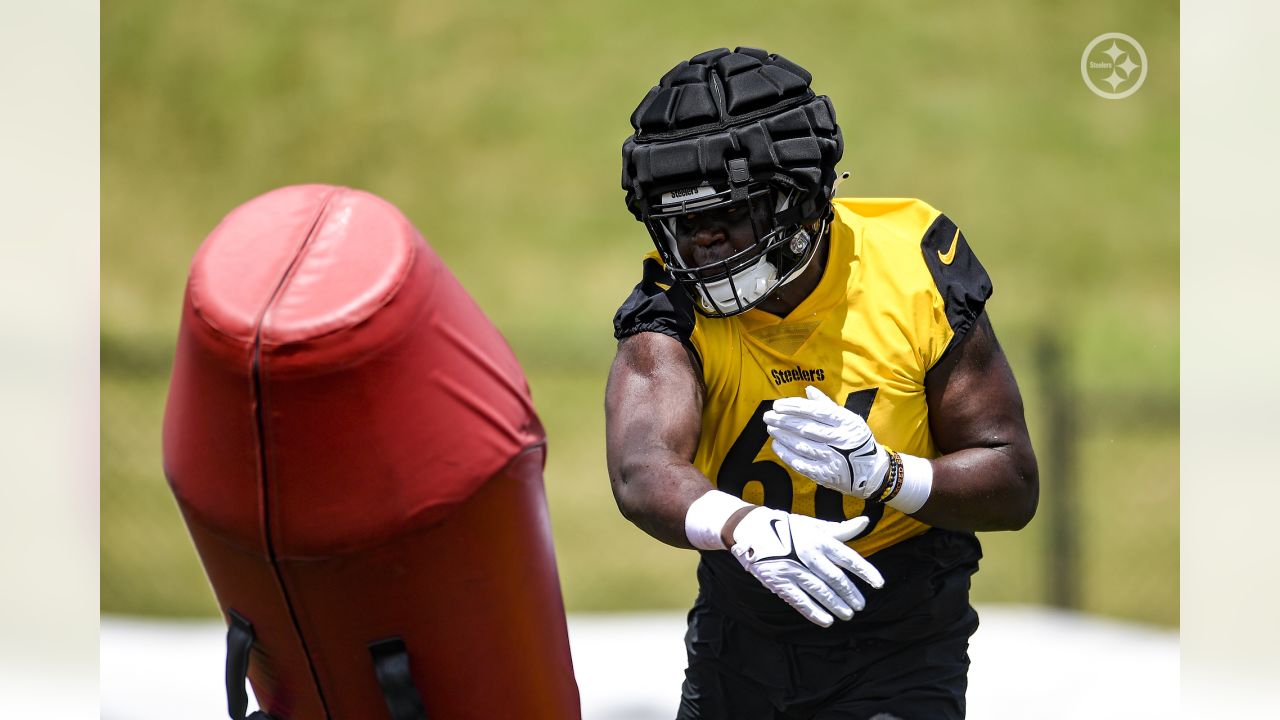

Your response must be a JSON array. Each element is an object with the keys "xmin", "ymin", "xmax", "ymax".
[{"xmin": 103, "ymin": 1, "xmax": 1178, "ymax": 625}]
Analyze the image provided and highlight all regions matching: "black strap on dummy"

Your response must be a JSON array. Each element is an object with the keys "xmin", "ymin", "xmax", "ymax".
[
  {"xmin": 368, "ymin": 637, "xmax": 428, "ymax": 720},
  {"xmin": 226, "ymin": 609, "xmax": 275, "ymax": 720},
  {"xmin": 224, "ymin": 610, "xmax": 424, "ymax": 720}
]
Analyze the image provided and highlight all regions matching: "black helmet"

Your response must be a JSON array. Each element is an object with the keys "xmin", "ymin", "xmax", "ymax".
[{"xmin": 621, "ymin": 47, "xmax": 843, "ymax": 316}]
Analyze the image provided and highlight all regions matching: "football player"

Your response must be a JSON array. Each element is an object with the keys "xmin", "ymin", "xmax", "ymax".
[{"xmin": 606, "ymin": 47, "xmax": 1039, "ymax": 719}]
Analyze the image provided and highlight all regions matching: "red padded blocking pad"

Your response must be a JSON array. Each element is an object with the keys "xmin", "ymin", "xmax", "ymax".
[{"xmin": 163, "ymin": 185, "xmax": 580, "ymax": 719}]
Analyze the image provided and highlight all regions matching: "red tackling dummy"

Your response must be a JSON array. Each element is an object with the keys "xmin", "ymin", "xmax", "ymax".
[{"xmin": 163, "ymin": 185, "xmax": 581, "ymax": 719}]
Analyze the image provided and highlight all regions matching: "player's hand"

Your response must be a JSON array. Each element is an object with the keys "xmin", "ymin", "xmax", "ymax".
[
  {"xmin": 729, "ymin": 507, "xmax": 884, "ymax": 627},
  {"xmin": 763, "ymin": 385, "xmax": 890, "ymax": 500}
]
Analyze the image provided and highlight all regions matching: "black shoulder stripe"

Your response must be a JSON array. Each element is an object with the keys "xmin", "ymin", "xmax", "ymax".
[
  {"xmin": 921, "ymin": 213, "xmax": 993, "ymax": 352},
  {"xmin": 612, "ymin": 257, "xmax": 700, "ymax": 364}
]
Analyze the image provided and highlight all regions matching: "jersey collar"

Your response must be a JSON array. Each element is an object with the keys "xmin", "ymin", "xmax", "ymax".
[{"xmin": 736, "ymin": 204, "xmax": 859, "ymax": 329}]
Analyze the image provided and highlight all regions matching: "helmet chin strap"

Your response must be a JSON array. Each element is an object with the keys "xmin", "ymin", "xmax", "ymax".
[
  {"xmin": 773, "ymin": 213, "xmax": 830, "ymax": 294},
  {"xmin": 681, "ymin": 202, "xmax": 832, "ymax": 314},
  {"xmin": 696, "ymin": 255, "xmax": 778, "ymax": 314},
  {"xmin": 697, "ymin": 216, "xmax": 828, "ymax": 314},
  {"xmin": 661, "ymin": 172, "xmax": 843, "ymax": 316},
  {"xmin": 770, "ymin": 171, "xmax": 844, "ymax": 296},
  {"xmin": 663, "ymin": 228, "xmax": 777, "ymax": 315}
]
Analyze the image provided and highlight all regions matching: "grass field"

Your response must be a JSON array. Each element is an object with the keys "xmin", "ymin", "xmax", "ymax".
[{"xmin": 103, "ymin": 1, "xmax": 1178, "ymax": 626}]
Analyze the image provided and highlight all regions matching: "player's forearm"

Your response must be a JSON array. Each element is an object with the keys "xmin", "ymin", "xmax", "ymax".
[
  {"xmin": 906, "ymin": 445, "xmax": 1038, "ymax": 532},
  {"xmin": 605, "ymin": 332, "xmax": 713, "ymax": 548},
  {"xmin": 609, "ymin": 452, "xmax": 717, "ymax": 549}
]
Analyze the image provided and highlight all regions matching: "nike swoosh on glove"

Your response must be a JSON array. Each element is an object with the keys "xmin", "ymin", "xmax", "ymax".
[
  {"xmin": 730, "ymin": 506, "xmax": 885, "ymax": 627},
  {"xmin": 763, "ymin": 385, "xmax": 891, "ymax": 499}
]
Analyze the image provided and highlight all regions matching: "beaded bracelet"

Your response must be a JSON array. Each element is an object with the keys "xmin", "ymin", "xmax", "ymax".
[
  {"xmin": 877, "ymin": 451, "xmax": 904, "ymax": 504},
  {"xmin": 883, "ymin": 452, "xmax": 906, "ymax": 504}
]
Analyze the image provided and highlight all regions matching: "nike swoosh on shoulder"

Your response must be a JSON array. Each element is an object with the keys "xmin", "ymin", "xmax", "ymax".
[{"xmin": 937, "ymin": 228, "xmax": 960, "ymax": 265}]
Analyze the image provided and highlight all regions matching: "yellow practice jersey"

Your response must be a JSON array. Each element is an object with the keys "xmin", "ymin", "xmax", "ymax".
[{"xmin": 614, "ymin": 197, "xmax": 993, "ymax": 559}]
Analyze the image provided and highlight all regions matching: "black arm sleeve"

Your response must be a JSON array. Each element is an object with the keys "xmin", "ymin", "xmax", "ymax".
[
  {"xmin": 612, "ymin": 257, "xmax": 700, "ymax": 364},
  {"xmin": 920, "ymin": 213, "xmax": 993, "ymax": 358}
]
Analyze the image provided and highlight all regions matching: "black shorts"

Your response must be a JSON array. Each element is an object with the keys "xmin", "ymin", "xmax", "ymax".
[{"xmin": 678, "ymin": 531, "xmax": 981, "ymax": 719}]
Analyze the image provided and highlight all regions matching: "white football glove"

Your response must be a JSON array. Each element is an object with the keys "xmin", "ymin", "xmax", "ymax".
[
  {"xmin": 730, "ymin": 507, "xmax": 884, "ymax": 627},
  {"xmin": 763, "ymin": 385, "xmax": 890, "ymax": 500}
]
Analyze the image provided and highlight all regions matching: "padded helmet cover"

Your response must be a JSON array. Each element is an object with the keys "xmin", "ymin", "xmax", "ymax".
[{"xmin": 621, "ymin": 47, "xmax": 843, "ymax": 228}]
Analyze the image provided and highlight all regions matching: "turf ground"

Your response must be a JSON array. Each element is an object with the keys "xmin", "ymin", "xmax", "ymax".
[
  {"xmin": 102, "ymin": 1, "xmax": 1178, "ymax": 626},
  {"xmin": 100, "ymin": 608, "xmax": 1180, "ymax": 719}
]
